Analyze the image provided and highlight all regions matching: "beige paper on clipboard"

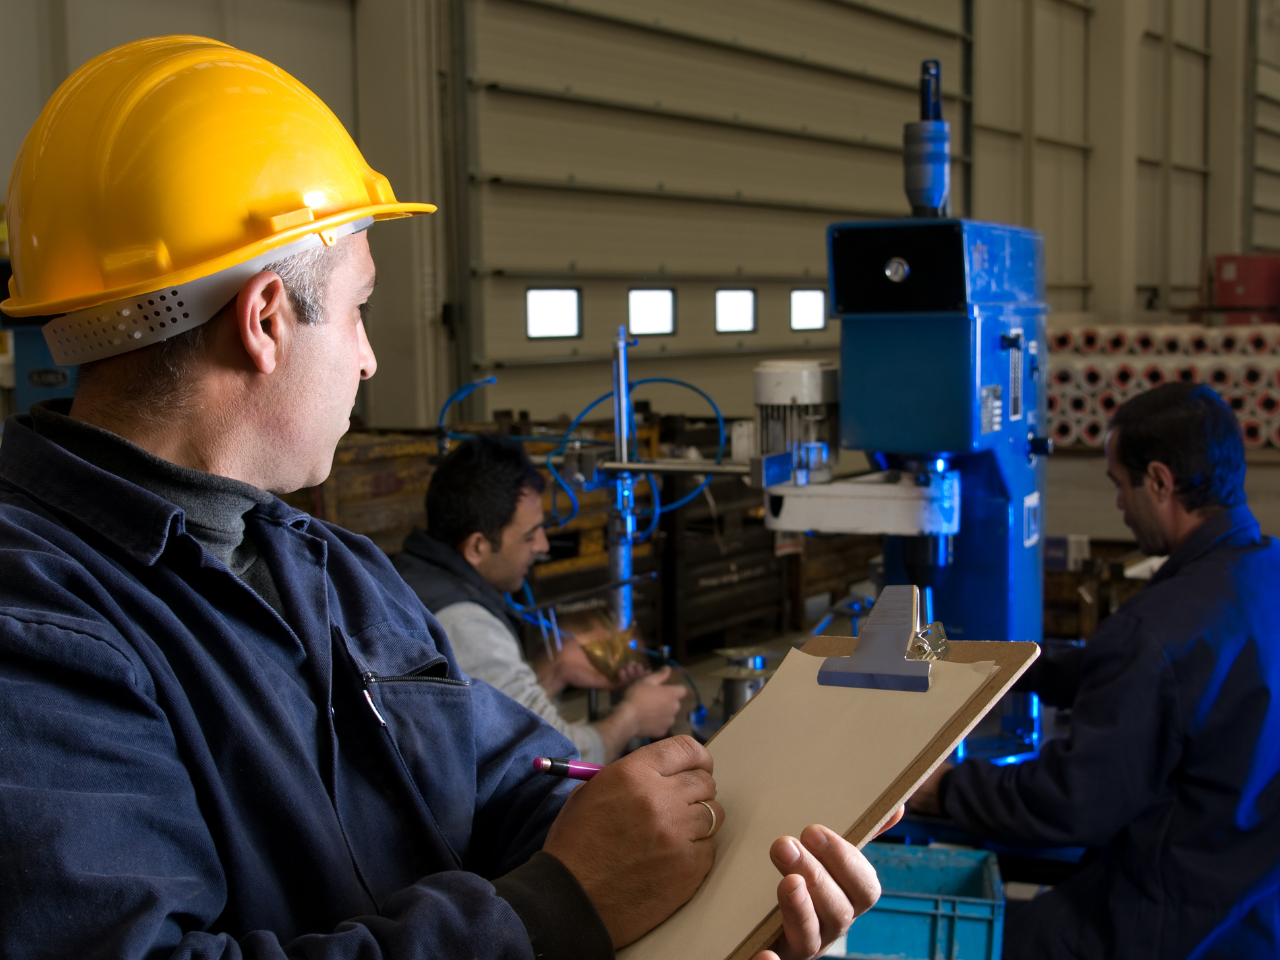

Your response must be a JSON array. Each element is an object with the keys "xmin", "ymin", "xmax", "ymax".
[{"xmin": 618, "ymin": 635, "xmax": 1039, "ymax": 960}]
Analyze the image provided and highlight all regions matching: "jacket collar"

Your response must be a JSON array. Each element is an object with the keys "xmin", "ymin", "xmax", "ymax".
[
  {"xmin": 402, "ymin": 526, "xmax": 511, "ymax": 608},
  {"xmin": 400, "ymin": 526, "xmax": 525, "ymax": 632},
  {"xmin": 1148, "ymin": 503, "xmax": 1260, "ymax": 587},
  {"xmin": 0, "ymin": 413, "xmax": 314, "ymax": 567}
]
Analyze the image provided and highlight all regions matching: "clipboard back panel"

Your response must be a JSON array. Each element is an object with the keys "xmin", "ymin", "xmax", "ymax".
[{"xmin": 725, "ymin": 639, "xmax": 1038, "ymax": 960}]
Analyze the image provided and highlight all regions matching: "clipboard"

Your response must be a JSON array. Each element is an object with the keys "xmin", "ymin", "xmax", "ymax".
[
  {"xmin": 726, "ymin": 634, "xmax": 1039, "ymax": 960},
  {"xmin": 617, "ymin": 585, "xmax": 1039, "ymax": 960}
]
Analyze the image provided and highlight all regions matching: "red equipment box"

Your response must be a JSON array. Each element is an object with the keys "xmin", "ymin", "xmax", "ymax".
[{"xmin": 1212, "ymin": 255, "xmax": 1280, "ymax": 308}]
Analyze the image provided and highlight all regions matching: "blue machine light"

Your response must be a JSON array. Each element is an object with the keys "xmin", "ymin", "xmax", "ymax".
[
  {"xmin": 990, "ymin": 752, "xmax": 1038, "ymax": 767},
  {"xmin": 935, "ymin": 458, "xmax": 947, "ymax": 474}
]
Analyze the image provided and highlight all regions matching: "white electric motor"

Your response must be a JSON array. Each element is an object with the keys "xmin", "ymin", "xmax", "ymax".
[{"xmin": 754, "ymin": 359, "xmax": 839, "ymax": 485}]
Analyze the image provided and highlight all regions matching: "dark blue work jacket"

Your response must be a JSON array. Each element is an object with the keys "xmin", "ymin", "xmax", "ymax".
[
  {"xmin": 0, "ymin": 415, "xmax": 579, "ymax": 958},
  {"xmin": 946, "ymin": 505, "xmax": 1280, "ymax": 959}
]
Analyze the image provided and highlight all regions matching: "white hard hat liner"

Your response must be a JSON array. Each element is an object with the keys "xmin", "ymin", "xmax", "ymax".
[{"xmin": 41, "ymin": 217, "xmax": 373, "ymax": 366}]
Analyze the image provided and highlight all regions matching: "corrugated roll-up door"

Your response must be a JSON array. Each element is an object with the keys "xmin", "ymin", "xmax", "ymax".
[
  {"xmin": 456, "ymin": 0, "xmax": 971, "ymax": 420},
  {"xmin": 1135, "ymin": 0, "xmax": 1209, "ymax": 312},
  {"xmin": 5, "ymin": 0, "xmax": 452, "ymax": 431},
  {"xmin": 58, "ymin": 0, "xmax": 357, "ymax": 141},
  {"xmin": 1254, "ymin": 0, "xmax": 1280, "ymax": 251},
  {"xmin": 971, "ymin": 0, "xmax": 1091, "ymax": 315}
]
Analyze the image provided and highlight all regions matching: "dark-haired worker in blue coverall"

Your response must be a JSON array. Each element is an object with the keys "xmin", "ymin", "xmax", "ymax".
[{"xmin": 911, "ymin": 382, "xmax": 1280, "ymax": 959}]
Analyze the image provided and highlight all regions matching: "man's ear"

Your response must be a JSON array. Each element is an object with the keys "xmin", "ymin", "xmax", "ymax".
[
  {"xmin": 1145, "ymin": 461, "xmax": 1178, "ymax": 506},
  {"xmin": 236, "ymin": 271, "xmax": 292, "ymax": 375},
  {"xmin": 458, "ymin": 531, "xmax": 492, "ymax": 569}
]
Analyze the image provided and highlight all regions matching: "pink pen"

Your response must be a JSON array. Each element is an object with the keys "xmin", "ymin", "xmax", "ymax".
[{"xmin": 534, "ymin": 756, "xmax": 604, "ymax": 780}]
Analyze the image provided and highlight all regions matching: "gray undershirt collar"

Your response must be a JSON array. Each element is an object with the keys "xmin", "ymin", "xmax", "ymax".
[{"xmin": 28, "ymin": 400, "xmax": 284, "ymax": 616}]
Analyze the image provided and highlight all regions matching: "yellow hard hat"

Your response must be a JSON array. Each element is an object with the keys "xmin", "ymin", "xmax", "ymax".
[{"xmin": 2, "ymin": 35, "xmax": 435, "ymax": 365}]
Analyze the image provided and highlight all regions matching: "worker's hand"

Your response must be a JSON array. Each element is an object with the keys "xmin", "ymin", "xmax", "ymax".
[
  {"xmin": 750, "ymin": 825, "xmax": 882, "ymax": 960},
  {"xmin": 591, "ymin": 667, "xmax": 686, "ymax": 760},
  {"xmin": 534, "ymin": 636, "xmax": 615, "ymax": 694},
  {"xmin": 543, "ymin": 735, "xmax": 725, "ymax": 948},
  {"xmin": 616, "ymin": 660, "xmax": 648, "ymax": 686},
  {"xmin": 906, "ymin": 762, "xmax": 953, "ymax": 817},
  {"xmin": 620, "ymin": 666, "xmax": 686, "ymax": 738}
]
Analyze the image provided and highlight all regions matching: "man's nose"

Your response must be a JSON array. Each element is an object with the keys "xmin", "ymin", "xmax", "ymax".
[{"xmin": 358, "ymin": 320, "xmax": 378, "ymax": 379}]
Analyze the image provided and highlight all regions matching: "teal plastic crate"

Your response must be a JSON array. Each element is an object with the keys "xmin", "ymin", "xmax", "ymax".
[{"xmin": 835, "ymin": 843, "xmax": 1004, "ymax": 960}]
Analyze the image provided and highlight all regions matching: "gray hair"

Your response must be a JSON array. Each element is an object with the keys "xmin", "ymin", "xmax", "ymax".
[
  {"xmin": 76, "ymin": 240, "xmax": 349, "ymax": 419},
  {"xmin": 264, "ymin": 241, "xmax": 344, "ymax": 327}
]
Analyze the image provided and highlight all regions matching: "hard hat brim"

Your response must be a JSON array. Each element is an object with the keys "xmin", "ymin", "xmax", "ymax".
[{"xmin": 1, "ymin": 202, "xmax": 437, "ymax": 318}]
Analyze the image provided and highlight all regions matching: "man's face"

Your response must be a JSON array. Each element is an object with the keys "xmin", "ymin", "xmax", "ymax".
[
  {"xmin": 473, "ymin": 488, "xmax": 550, "ymax": 593},
  {"xmin": 269, "ymin": 232, "xmax": 377, "ymax": 491},
  {"xmin": 1104, "ymin": 429, "xmax": 1169, "ymax": 555}
]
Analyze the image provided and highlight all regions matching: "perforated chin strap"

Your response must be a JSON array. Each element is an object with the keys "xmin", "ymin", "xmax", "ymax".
[{"xmin": 42, "ymin": 217, "xmax": 374, "ymax": 366}]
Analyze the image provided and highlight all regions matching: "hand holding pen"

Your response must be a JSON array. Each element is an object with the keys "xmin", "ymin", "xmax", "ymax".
[{"xmin": 534, "ymin": 756, "xmax": 604, "ymax": 780}]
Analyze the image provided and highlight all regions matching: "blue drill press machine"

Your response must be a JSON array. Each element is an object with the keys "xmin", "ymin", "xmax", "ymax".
[{"xmin": 764, "ymin": 62, "xmax": 1052, "ymax": 761}]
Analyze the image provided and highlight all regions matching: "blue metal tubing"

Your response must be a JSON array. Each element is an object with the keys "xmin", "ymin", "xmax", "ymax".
[{"xmin": 505, "ymin": 581, "xmax": 563, "ymax": 652}]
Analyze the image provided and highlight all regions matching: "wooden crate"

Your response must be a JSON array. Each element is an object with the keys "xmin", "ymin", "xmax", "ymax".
[
  {"xmin": 660, "ymin": 472, "xmax": 786, "ymax": 659},
  {"xmin": 788, "ymin": 534, "xmax": 883, "ymax": 631},
  {"xmin": 279, "ymin": 430, "xmax": 438, "ymax": 555},
  {"xmin": 1043, "ymin": 540, "xmax": 1148, "ymax": 640},
  {"xmin": 281, "ymin": 420, "xmax": 659, "ymax": 559},
  {"xmin": 528, "ymin": 420, "xmax": 659, "ymax": 579}
]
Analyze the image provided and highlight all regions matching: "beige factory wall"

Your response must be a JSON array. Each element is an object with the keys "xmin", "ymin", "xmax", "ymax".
[
  {"xmin": 1085, "ymin": 0, "xmax": 1249, "ymax": 324},
  {"xmin": 1, "ymin": 0, "xmax": 358, "ymax": 202},
  {"xmin": 0, "ymin": 0, "xmax": 450, "ymax": 429},
  {"xmin": 457, "ymin": 0, "xmax": 971, "ymax": 422},
  {"xmin": 461, "ymin": 0, "xmax": 1258, "ymax": 423},
  {"xmin": 972, "ymin": 0, "xmax": 1091, "ymax": 314},
  {"xmin": 1134, "ymin": 0, "xmax": 1211, "ymax": 313},
  {"xmin": 974, "ymin": 0, "xmax": 1250, "ymax": 323},
  {"xmin": 1, "ymin": 1, "xmax": 1262, "ymax": 425},
  {"xmin": 1254, "ymin": 0, "xmax": 1280, "ymax": 251}
]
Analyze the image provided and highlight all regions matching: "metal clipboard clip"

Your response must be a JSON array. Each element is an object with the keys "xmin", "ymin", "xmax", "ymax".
[{"xmin": 816, "ymin": 585, "xmax": 950, "ymax": 693}]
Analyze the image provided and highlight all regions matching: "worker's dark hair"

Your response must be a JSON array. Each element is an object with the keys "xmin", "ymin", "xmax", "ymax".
[
  {"xmin": 1109, "ymin": 382, "xmax": 1246, "ymax": 512},
  {"xmin": 426, "ymin": 433, "xmax": 547, "ymax": 549}
]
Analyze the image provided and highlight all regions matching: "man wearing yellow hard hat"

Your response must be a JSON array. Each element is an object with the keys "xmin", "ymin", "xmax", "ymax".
[{"xmin": 0, "ymin": 37, "xmax": 882, "ymax": 960}]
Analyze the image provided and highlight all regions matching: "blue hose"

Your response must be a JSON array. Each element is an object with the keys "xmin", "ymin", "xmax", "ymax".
[
  {"xmin": 546, "ymin": 389, "xmax": 615, "ymax": 525},
  {"xmin": 438, "ymin": 376, "xmax": 497, "ymax": 434},
  {"xmin": 437, "ymin": 374, "xmax": 726, "ymax": 532},
  {"xmin": 635, "ymin": 473, "xmax": 661, "ymax": 542},
  {"xmin": 642, "ymin": 648, "xmax": 704, "ymax": 710},
  {"xmin": 505, "ymin": 581, "xmax": 557, "ymax": 630},
  {"xmin": 630, "ymin": 377, "xmax": 725, "ymax": 463},
  {"xmin": 545, "ymin": 456, "xmax": 580, "ymax": 527},
  {"xmin": 629, "ymin": 376, "xmax": 726, "ymax": 514}
]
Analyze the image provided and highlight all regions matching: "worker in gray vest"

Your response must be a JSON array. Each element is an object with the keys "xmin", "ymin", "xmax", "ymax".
[{"xmin": 395, "ymin": 433, "xmax": 685, "ymax": 762}]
